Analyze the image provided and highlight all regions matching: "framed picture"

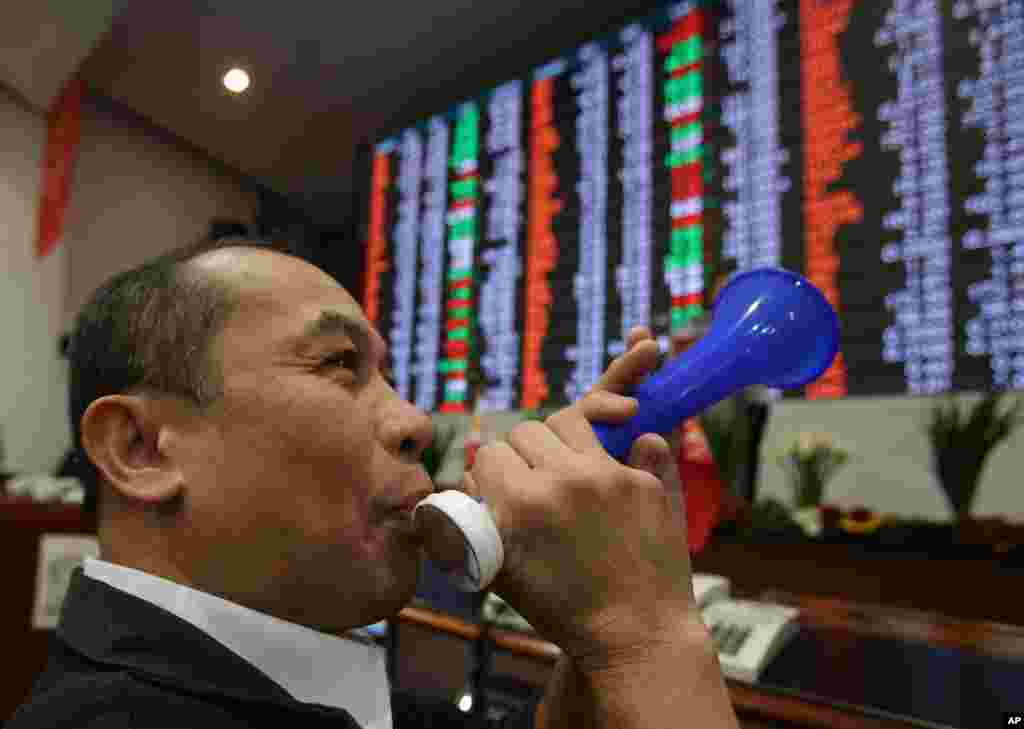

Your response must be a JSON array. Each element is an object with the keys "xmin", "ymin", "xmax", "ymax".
[{"xmin": 32, "ymin": 534, "xmax": 99, "ymax": 630}]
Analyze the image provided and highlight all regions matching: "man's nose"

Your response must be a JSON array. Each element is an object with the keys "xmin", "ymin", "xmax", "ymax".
[{"xmin": 382, "ymin": 402, "xmax": 434, "ymax": 464}]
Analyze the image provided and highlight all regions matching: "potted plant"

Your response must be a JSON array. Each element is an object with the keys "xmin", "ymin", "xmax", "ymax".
[
  {"xmin": 777, "ymin": 432, "xmax": 850, "ymax": 510},
  {"xmin": 699, "ymin": 400, "xmax": 751, "ymax": 500},
  {"xmin": 923, "ymin": 392, "xmax": 1022, "ymax": 527},
  {"xmin": 421, "ymin": 420, "xmax": 458, "ymax": 482}
]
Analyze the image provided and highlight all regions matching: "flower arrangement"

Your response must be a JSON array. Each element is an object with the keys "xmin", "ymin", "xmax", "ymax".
[
  {"xmin": 923, "ymin": 392, "xmax": 1022, "ymax": 521},
  {"xmin": 792, "ymin": 503, "xmax": 888, "ymax": 540},
  {"xmin": 777, "ymin": 432, "xmax": 850, "ymax": 509},
  {"xmin": 717, "ymin": 494, "xmax": 1024, "ymax": 562},
  {"xmin": 837, "ymin": 505, "xmax": 887, "ymax": 535}
]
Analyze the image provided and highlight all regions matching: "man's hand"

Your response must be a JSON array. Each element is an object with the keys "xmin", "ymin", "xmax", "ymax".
[{"xmin": 463, "ymin": 326, "xmax": 699, "ymax": 668}]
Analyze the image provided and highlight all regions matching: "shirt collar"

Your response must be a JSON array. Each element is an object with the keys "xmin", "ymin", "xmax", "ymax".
[{"xmin": 83, "ymin": 558, "xmax": 392, "ymax": 729}]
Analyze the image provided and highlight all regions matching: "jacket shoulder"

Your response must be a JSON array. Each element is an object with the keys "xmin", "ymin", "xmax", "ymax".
[{"xmin": 8, "ymin": 669, "xmax": 256, "ymax": 729}]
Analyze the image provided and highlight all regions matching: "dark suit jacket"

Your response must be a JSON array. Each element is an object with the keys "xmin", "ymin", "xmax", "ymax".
[{"xmin": 8, "ymin": 568, "xmax": 533, "ymax": 729}]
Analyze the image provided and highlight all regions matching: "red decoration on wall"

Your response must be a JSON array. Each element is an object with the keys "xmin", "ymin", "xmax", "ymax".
[{"xmin": 35, "ymin": 77, "xmax": 85, "ymax": 259}]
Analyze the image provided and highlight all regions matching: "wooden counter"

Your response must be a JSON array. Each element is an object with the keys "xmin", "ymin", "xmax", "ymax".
[
  {"xmin": 392, "ymin": 594, "xmax": 1024, "ymax": 729},
  {"xmin": 691, "ymin": 539, "xmax": 1023, "ymax": 626}
]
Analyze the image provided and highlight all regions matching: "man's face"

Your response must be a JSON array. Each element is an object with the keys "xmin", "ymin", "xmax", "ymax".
[{"xmin": 170, "ymin": 249, "xmax": 434, "ymax": 631}]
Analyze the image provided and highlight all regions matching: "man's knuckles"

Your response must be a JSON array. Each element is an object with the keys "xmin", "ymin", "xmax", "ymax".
[
  {"xmin": 479, "ymin": 411, "xmax": 661, "ymax": 524},
  {"xmin": 578, "ymin": 390, "xmax": 637, "ymax": 421},
  {"xmin": 543, "ymin": 401, "xmax": 583, "ymax": 428},
  {"xmin": 506, "ymin": 419, "xmax": 552, "ymax": 457}
]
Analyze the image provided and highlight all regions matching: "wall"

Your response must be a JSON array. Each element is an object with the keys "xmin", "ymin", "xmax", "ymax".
[
  {"xmin": 0, "ymin": 88, "xmax": 66, "ymax": 477},
  {"xmin": 62, "ymin": 95, "xmax": 260, "ymax": 327},
  {"xmin": 758, "ymin": 395, "xmax": 1024, "ymax": 522},
  {"xmin": 1, "ymin": 85, "xmax": 258, "ymax": 476}
]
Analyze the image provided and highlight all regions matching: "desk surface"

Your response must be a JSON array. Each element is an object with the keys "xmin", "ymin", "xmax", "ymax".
[
  {"xmin": 754, "ymin": 591, "xmax": 1022, "ymax": 729},
  {"xmin": 398, "ymin": 591, "xmax": 1024, "ymax": 729}
]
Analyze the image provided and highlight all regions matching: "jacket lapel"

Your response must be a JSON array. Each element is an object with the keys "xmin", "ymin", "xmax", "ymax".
[{"xmin": 56, "ymin": 567, "xmax": 361, "ymax": 725}]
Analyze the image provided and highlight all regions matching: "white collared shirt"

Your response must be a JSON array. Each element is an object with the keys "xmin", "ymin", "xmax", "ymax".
[{"xmin": 83, "ymin": 558, "xmax": 392, "ymax": 729}]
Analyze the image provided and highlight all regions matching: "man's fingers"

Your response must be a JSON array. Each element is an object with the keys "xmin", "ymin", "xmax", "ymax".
[
  {"xmin": 540, "ymin": 328, "xmax": 657, "ymax": 456},
  {"xmin": 505, "ymin": 420, "xmax": 575, "ymax": 470},
  {"xmin": 543, "ymin": 390, "xmax": 639, "ymax": 455},
  {"xmin": 525, "ymin": 328, "xmax": 656, "ymax": 465},
  {"xmin": 625, "ymin": 326, "xmax": 653, "ymax": 350},
  {"xmin": 626, "ymin": 432, "xmax": 671, "ymax": 477},
  {"xmin": 460, "ymin": 469, "xmax": 481, "ymax": 501},
  {"xmin": 578, "ymin": 390, "xmax": 638, "ymax": 425},
  {"xmin": 595, "ymin": 337, "xmax": 661, "ymax": 394},
  {"xmin": 472, "ymin": 439, "xmax": 534, "ymax": 487}
]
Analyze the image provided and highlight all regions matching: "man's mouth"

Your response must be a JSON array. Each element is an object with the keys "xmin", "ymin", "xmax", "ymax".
[
  {"xmin": 384, "ymin": 488, "xmax": 433, "ymax": 544},
  {"xmin": 391, "ymin": 490, "xmax": 432, "ymax": 513},
  {"xmin": 385, "ymin": 466, "xmax": 435, "ymax": 511},
  {"xmin": 380, "ymin": 470, "xmax": 434, "ymax": 540},
  {"xmin": 387, "ymin": 507, "xmax": 425, "ymax": 547}
]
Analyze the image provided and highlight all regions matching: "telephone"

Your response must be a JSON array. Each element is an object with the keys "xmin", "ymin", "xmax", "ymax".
[
  {"xmin": 692, "ymin": 573, "xmax": 731, "ymax": 608},
  {"xmin": 693, "ymin": 573, "xmax": 801, "ymax": 683}
]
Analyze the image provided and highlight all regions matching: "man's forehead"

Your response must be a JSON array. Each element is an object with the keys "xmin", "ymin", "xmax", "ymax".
[
  {"xmin": 238, "ymin": 289, "xmax": 382, "ymax": 353},
  {"xmin": 192, "ymin": 247, "xmax": 381, "ymax": 348},
  {"xmin": 191, "ymin": 246, "xmax": 338, "ymax": 291}
]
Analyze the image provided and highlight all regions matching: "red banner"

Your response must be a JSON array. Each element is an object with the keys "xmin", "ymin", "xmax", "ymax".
[
  {"xmin": 676, "ymin": 418, "xmax": 724, "ymax": 555},
  {"xmin": 36, "ymin": 77, "xmax": 85, "ymax": 259}
]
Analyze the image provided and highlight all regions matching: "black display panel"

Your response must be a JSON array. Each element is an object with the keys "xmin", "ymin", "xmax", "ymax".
[{"xmin": 360, "ymin": 0, "xmax": 1023, "ymax": 411}]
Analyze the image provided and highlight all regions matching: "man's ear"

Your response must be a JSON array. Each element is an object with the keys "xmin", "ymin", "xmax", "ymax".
[{"xmin": 80, "ymin": 394, "xmax": 184, "ymax": 507}]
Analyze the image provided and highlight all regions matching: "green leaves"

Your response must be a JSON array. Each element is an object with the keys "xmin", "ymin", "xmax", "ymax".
[
  {"xmin": 699, "ymin": 400, "xmax": 751, "ymax": 492},
  {"xmin": 924, "ymin": 393, "xmax": 1023, "ymax": 518},
  {"xmin": 420, "ymin": 422, "xmax": 458, "ymax": 480},
  {"xmin": 777, "ymin": 433, "xmax": 849, "ymax": 508}
]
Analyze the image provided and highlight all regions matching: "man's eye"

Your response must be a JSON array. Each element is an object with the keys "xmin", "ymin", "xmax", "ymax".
[{"xmin": 321, "ymin": 350, "xmax": 359, "ymax": 370}]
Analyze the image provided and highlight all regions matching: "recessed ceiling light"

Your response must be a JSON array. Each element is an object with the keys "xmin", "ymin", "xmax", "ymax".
[{"xmin": 223, "ymin": 67, "xmax": 250, "ymax": 94}]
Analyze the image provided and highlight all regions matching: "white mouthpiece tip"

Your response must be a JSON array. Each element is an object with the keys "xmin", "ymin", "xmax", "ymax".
[{"xmin": 413, "ymin": 490, "xmax": 503, "ymax": 591}]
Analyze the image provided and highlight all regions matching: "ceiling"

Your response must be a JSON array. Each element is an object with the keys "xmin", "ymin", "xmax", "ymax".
[
  {"xmin": 0, "ymin": 0, "xmax": 118, "ymax": 111},
  {"xmin": 3, "ymin": 0, "xmax": 667, "ymax": 227}
]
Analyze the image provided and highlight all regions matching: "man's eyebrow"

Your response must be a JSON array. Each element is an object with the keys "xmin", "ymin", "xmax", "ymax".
[
  {"xmin": 301, "ymin": 310, "xmax": 363, "ymax": 340},
  {"xmin": 295, "ymin": 310, "xmax": 388, "ymax": 362}
]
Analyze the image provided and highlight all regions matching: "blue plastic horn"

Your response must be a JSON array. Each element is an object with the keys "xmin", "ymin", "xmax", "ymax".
[
  {"xmin": 413, "ymin": 266, "xmax": 840, "ymax": 592},
  {"xmin": 591, "ymin": 267, "xmax": 840, "ymax": 461}
]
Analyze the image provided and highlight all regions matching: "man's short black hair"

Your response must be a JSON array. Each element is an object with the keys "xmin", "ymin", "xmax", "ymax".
[{"xmin": 67, "ymin": 234, "xmax": 298, "ymax": 524}]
